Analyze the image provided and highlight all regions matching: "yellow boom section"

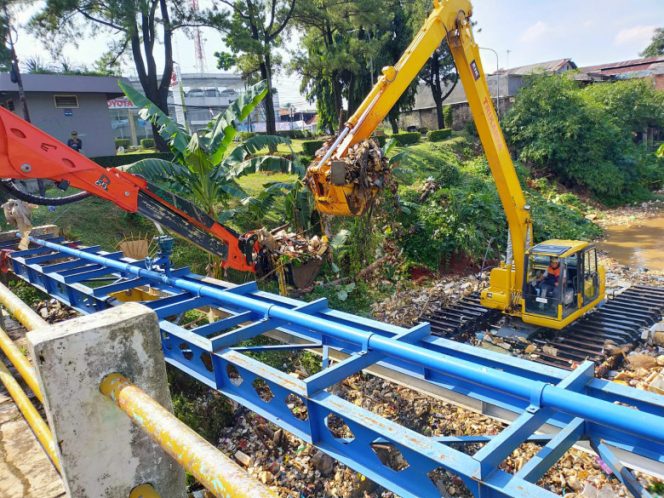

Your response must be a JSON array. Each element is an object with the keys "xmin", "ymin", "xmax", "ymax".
[
  {"xmin": 308, "ymin": 0, "xmax": 533, "ymax": 304},
  {"xmin": 335, "ymin": 0, "xmax": 474, "ymax": 156}
]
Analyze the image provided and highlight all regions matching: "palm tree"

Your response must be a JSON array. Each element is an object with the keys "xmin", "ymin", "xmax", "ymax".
[{"xmin": 119, "ymin": 80, "xmax": 299, "ymax": 219}]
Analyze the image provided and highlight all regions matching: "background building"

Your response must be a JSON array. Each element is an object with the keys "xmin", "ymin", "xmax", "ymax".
[
  {"xmin": 399, "ymin": 59, "xmax": 577, "ymax": 131},
  {"xmin": 111, "ymin": 72, "xmax": 281, "ymax": 145},
  {"xmin": 0, "ymin": 73, "xmax": 125, "ymax": 156}
]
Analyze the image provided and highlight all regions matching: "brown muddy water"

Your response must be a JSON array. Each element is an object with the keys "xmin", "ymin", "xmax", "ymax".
[{"xmin": 599, "ymin": 215, "xmax": 664, "ymax": 272}]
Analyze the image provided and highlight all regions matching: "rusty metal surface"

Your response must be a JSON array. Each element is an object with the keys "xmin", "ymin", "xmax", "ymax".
[{"xmin": 100, "ymin": 373, "xmax": 277, "ymax": 498}]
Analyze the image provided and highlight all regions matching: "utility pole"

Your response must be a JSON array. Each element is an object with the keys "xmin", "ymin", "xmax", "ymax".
[{"xmin": 3, "ymin": 3, "xmax": 30, "ymax": 122}]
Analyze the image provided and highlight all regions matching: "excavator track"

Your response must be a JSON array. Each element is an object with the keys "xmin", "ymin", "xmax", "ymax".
[{"xmin": 424, "ymin": 285, "xmax": 664, "ymax": 370}]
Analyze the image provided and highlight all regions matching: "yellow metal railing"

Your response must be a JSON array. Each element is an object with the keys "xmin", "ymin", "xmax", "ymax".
[
  {"xmin": 0, "ymin": 281, "xmax": 61, "ymax": 471},
  {"xmin": 101, "ymin": 373, "xmax": 277, "ymax": 498},
  {"xmin": 0, "ymin": 279, "xmax": 273, "ymax": 497}
]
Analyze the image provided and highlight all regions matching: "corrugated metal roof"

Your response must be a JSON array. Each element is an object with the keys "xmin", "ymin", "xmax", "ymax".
[
  {"xmin": 0, "ymin": 73, "xmax": 127, "ymax": 95},
  {"xmin": 578, "ymin": 56, "xmax": 664, "ymax": 75},
  {"xmin": 494, "ymin": 58, "xmax": 576, "ymax": 76}
]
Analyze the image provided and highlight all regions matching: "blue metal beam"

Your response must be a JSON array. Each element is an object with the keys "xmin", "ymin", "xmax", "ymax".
[{"xmin": 8, "ymin": 236, "xmax": 664, "ymax": 497}]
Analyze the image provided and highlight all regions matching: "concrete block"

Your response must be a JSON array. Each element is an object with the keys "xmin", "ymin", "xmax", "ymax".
[{"xmin": 27, "ymin": 302, "xmax": 186, "ymax": 498}]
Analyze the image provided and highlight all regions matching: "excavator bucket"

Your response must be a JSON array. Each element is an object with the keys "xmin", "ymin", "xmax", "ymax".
[{"xmin": 305, "ymin": 139, "xmax": 388, "ymax": 216}]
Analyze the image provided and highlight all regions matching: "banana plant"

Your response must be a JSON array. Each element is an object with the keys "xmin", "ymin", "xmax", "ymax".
[{"xmin": 119, "ymin": 80, "xmax": 295, "ymax": 218}]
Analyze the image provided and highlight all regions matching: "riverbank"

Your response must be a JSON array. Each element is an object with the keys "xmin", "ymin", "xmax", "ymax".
[{"xmin": 594, "ymin": 199, "xmax": 664, "ymax": 275}]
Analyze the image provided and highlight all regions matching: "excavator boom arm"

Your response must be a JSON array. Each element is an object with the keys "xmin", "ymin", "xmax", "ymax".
[
  {"xmin": 320, "ymin": 0, "xmax": 532, "ymax": 299},
  {"xmin": 0, "ymin": 106, "xmax": 256, "ymax": 272}
]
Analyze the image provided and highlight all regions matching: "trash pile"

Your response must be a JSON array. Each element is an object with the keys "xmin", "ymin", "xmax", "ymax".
[
  {"xmin": 372, "ymin": 275, "xmax": 486, "ymax": 327},
  {"xmin": 33, "ymin": 299, "xmax": 78, "ymax": 323},
  {"xmin": 211, "ymin": 368, "xmax": 654, "ymax": 497},
  {"xmin": 217, "ymin": 409, "xmax": 373, "ymax": 497},
  {"xmin": 255, "ymin": 229, "xmax": 329, "ymax": 265},
  {"xmin": 611, "ymin": 346, "xmax": 664, "ymax": 394},
  {"xmin": 334, "ymin": 139, "xmax": 391, "ymax": 189}
]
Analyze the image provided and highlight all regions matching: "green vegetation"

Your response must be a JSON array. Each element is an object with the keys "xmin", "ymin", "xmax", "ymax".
[
  {"xmin": 302, "ymin": 139, "xmax": 326, "ymax": 156},
  {"xmin": 121, "ymin": 80, "xmax": 296, "ymax": 220},
  {"xmin": 390, "ymin": 137, "xmax": 601, "ymax": 269},
  {"xmin": 503, "ymin": 75, "xmax": 664, "ymax": 206},
  {"xmin": 140, "ymin": 138, "xmax": 155, "ymax": 148},
  {"xmin": 390, "ymin": 131, "xmax": 420, "ymax": 146},
  {"xmin": 114, "ymin": 138, "xmax": 130, "ymax": 149},
  {"xmin": 443, "ymin": 105, "xmax": 453, "ymax": 129},
  {"xmin": 427, "ymin": 128, "xmax": 452, "ymax": 142}
]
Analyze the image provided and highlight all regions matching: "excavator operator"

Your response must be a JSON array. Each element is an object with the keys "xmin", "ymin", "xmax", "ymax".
[{"xmin": 537, "ymin": 257, "xmax": 561, "ymax": 304}]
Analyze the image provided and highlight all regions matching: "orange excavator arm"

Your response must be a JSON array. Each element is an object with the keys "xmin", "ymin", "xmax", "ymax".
[{"xmin": 0, "ymin": 107, "xmax": 258, "ymax": 273}]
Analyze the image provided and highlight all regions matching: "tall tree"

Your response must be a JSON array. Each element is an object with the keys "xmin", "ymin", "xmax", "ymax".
[
  {"xmin": 641, "ymin": 28, "xmax": 664, "ymax": 57},
  {"xmin": 30, "ymin": 0, "xmax": 195, "ymax": 151},
  {"xmin": 291, "ymin": 0, "xmax": 389, "ymax": 133},
  {"xmin": 0, "ymin": 5, "xmax": 11, "ymax": 71},
  {"xmin": 211, "ymin": 0, "xmax": 296, "ymax": 135},
  {"xmin": 409, "ymin": 0, "xmax": 457, "ymax": 130},
  {"xmin": 382, "ymin": 1, "xmax": 417, "ymax": 134}
]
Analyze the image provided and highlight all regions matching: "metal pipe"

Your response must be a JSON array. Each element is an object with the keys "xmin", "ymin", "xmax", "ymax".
[
  {"xmin": 0, "ymin": 326, "xmax": 43, "ymax": 402},
  {"xmin": 100, "ymin": 373, "xmax": 277, "ymax": 498},
  {"xmin": 0, "ymin": 361, "xmax": 61, "ymax": 471},
  {"xmin": 29, "ymin": 236, "xmax": 664, "ymax": 444},
  {"xmin": 0, "ymin": 281, "xmax": 48, "ymax": 330}
]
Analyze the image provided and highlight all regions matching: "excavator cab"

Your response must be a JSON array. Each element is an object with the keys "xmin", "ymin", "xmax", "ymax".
[{"xmin": 520, "ymin": 241, "xmax": 605, "ymax": 329}]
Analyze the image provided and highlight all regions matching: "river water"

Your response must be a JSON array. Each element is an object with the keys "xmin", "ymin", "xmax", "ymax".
[{"xmin": 599, "ymin": 215, "xmax": 664, "ymax": 272}]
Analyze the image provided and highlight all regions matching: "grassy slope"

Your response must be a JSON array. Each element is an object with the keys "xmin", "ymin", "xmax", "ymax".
[{"xmin": 12, "ymin": 135, "xmax": 600, "ymax": 278}]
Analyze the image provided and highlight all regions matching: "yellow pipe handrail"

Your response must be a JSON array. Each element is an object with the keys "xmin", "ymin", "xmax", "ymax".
[
  {"xmin": 100, "ymin": 373, "xmax": 278, "ymax": 498},
  {"xmin": 0, "ymin": 281, "xmax": 48, "ymax": 331},
  {"xmin": 0, "ymin": 326, "xmax": 43, "ymax": 402},
  {"xmin": 0, "ymin": 361, "xmax": 61, "ymax": 471}
]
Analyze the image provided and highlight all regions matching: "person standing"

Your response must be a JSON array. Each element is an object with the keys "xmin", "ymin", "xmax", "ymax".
[{"xmin": 67, "ymin": 131, "xmax": 82, "ymax": 152}]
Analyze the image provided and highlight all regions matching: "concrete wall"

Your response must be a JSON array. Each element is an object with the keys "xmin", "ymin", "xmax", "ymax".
[{"xmin": 8, "ymin": 92, "xmax": 116, "ymax": 157}]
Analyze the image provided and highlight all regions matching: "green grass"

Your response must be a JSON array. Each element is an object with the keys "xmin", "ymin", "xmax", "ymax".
[{"xmin": 236, "ymin": 172, "xmax": 298, "ymax": 196}]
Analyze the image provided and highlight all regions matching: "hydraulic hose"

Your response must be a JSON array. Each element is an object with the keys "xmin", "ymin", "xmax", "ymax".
[{"xmin": 0, "ymin": 180, "xmax": 90, "ymax": 205}]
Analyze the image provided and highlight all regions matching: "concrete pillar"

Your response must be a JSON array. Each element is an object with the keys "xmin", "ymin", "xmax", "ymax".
[{"xmin": 27, "ymin": 302, "xmax": 186, "ymax": 498}]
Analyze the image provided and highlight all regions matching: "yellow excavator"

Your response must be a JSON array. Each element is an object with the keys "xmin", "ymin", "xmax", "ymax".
[{"xmin": 305, "ymin": 0, "xmax": 605, "ymax": 331}]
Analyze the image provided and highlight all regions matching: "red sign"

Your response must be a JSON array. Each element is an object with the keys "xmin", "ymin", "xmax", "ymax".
[{"xmin": 107, "ymin": 97, "xmax": 136, "ymax": 109}]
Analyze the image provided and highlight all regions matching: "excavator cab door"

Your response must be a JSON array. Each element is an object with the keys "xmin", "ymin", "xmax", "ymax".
[{"xmin": 581, "ymin": 247, "xmax": 600, "ymax": 306}]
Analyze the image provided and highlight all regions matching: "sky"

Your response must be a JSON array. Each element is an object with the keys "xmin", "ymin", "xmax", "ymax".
[{"xmin": 11, "ymin": 0, "xmax": 664, "ymax": 110}]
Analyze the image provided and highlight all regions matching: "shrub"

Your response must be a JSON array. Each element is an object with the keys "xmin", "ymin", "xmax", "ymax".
[
  {"xmin": 140, "ymin": 138, "xmax": 155, "ymax": 148},
  {"xmin": 418, "ymin": 127, "xmax": 429, "ymax": 134},
  {"xmin": 302, "ymin": 139, "xmax": 326, "ymax": 156},
  {"xmin": 91, "ymin": 152, "xmax": 173, "ymax": 168},
  {"xmin": 443, "ymin": 105, "xmax": 453, "ymax": 128},
  {"xmin": 114, "ymin": 138, "xmax": 130, "ymax": 148},
  {"xmin": 464, "ymin": 120, "xmax": 478, "ymax": 137},
  {"xmin": 503, "ymin": 73, "xmax": 661, "ymax": 205},
  {"xmin": 390, "ymin": 132, "xmax": 420, "ymax": 146},
  {"xmin": 276, "ymin": 129, "xmax": 309, "ymax": 139},
  {"xmin": 427, "ymin": 128, "xmax": 452, "ymax": 142}
]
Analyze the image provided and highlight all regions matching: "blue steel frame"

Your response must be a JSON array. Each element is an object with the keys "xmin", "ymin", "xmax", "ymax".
[{"xmin": 5, "ymin": 235, "xmax": 664, "ymax": 498}]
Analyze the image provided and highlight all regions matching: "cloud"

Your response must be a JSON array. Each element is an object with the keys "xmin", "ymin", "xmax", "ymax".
[
  {"xmin": 520, "ymin": 21, "xmax": 554, "ymax": 43},
  {"xmin": 614, "ymin": 25, "xmax": 656, "ymax": 46}
]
